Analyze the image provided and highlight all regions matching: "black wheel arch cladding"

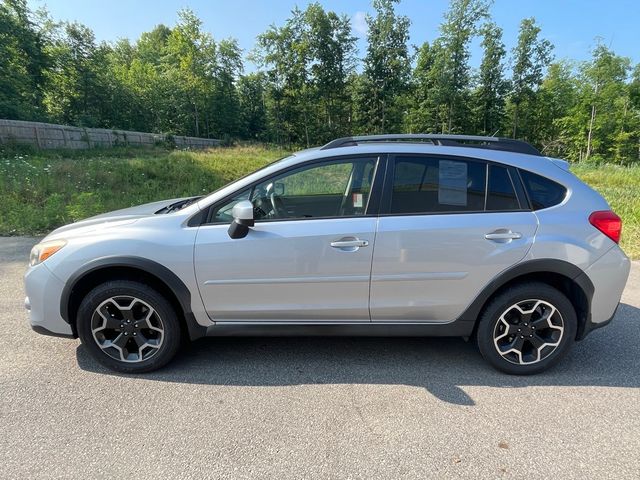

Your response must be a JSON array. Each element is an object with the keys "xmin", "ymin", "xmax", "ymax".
[
  {"xmin": 458, "ymin": 258, "xmax": 594, "ymax": 337},
  {"xmin": 60, "ymin": 256, "xmax": 207, "ymax": 340}
]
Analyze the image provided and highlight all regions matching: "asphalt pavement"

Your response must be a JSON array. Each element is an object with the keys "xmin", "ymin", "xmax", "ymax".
[{"xmin": 1, "ymin": 236, "xmax": 639, "ymax": 479}]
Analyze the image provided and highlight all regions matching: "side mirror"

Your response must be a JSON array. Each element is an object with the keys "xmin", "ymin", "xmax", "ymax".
[{"xmin": 228, "ymin": 200, "xmax": 254, "ymax": 239}]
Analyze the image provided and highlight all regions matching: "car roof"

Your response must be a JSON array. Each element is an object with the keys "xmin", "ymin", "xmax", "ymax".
[{"xmin": 291, "ymin": 142, "xmax": 557, "ymax": 171}]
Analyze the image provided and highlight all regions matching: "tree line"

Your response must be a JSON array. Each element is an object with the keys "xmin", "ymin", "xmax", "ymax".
[{"xmin": 2, "ymin": 0, "xmax": 639, "ymax": 163}]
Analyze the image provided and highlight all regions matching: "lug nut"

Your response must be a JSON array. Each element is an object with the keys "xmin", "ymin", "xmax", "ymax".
[
  {"xmin": 133, "ymin": 332, "xmax": 137, "ymax": 336},
  {"xmin": 124, "ymin": 332, "xmax": 128, "ymax": 336},
  {"xmin": 120, "ymin": 324, "xmax": 123, "ymax": 328}
]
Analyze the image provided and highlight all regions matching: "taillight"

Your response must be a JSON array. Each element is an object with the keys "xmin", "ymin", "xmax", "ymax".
[{"xmin": 589, "ymin": 210, "xmax": 622, "ymax": 243}]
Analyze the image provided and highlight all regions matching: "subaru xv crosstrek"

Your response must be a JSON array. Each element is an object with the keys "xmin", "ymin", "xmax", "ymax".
[{"xmin": 25, "ymin": 134, "xmax": 631, "ymax": 374}]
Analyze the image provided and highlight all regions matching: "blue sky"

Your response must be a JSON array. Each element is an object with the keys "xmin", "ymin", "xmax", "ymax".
[{"xmin": 28, "ymin": 0, "xmax": 640, "ymax": 71}]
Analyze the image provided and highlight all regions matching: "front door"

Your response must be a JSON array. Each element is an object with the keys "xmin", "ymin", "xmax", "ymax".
[{"xmin": 194, "ymin": 156, "xmax": 380, "ymax": 322}]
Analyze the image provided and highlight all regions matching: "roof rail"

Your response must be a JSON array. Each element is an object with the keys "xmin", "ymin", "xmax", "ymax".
[{"xmin": 320, "ymin": 134, "xmax": 542, "ymax": 156}]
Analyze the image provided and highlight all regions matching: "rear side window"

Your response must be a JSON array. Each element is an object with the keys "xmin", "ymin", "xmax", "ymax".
[
  {"xmin": 390, "ymin": 156, "xmax": 486, "ymax": 214},
  {"xmin": 486, "ymin": 165, "xmax": 520, "ymax": 211},
  {"xmin": 519, "ymin": 170, "xmax": 567, "ymax": 210}
]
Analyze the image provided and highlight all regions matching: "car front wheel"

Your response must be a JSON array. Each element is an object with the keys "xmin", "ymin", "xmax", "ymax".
[
  {"xmin": 476, "ymin": 282, "xmax": 577, "ymax": 375},
  {"xmin": 77, "ymin": 280, "xmax": 181, "ymax": 373}
]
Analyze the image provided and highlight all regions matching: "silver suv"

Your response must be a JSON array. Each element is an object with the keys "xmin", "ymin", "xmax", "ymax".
[{"xmin": 25, "ymin": 135, "xmax": 630, "ymax": 374}]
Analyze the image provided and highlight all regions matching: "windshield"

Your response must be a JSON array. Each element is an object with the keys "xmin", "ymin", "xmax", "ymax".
[
  {"xmin": 198, "ymin": 154, "xmax": 295, "ymax": 201},
  {"xmin": 154, "ymin": 154, "xmax": 296, "ymax": 215}
]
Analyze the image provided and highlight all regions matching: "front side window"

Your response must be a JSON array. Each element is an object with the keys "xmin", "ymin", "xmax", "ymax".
[
  {"xmin": 390, "ymin": 156, "xmax": 486, "ymax": 214},
  {"xmin": 209, "ymin": 157, "xmax": 377, "ymax": 223}
]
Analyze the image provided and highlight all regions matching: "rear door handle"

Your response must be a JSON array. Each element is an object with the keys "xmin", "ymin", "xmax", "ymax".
[
  {"xmin": 485, "ymin": 230, "xmax": 522, "ymax": 242},
  {"xmin": 330, "ymin": 238, "xmax": 369, "ymax": 250}
]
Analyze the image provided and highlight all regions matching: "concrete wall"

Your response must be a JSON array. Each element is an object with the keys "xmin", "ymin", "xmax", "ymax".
[{"xmin": 0, "ymin": 119, "xmax": 220, "ymax": 150}]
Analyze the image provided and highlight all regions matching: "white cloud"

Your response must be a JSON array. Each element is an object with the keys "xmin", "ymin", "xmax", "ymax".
[{"xmin": 352, "ymin": 11, "xmax": 367, "ymax": 37}]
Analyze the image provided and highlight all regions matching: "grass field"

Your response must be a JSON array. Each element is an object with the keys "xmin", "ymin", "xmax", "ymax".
[
  {"xmin": 1, "ymin": 145, "xmax": 638, "ymax": 258},
  {"xmin": 0, "ymin": 145, "xmax": 288, "ymax": 235},
  {"xmin": 572, "ymin": 163, "xmax": 640, "ymax": 258}
]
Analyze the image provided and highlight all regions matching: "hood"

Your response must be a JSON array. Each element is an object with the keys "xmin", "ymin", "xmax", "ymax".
[
  {"xmin": 45, "ymin": 197, "xmax": 195, "ymax": 239},
  {"xmin": 88, "ymin": 197, "xmax": 192, "ymax": 220}
]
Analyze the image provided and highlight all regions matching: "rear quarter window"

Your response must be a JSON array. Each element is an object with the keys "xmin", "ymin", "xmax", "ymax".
[{"xmin": 519, "ymin": 170, "xmax": 567, "ymax": 210}]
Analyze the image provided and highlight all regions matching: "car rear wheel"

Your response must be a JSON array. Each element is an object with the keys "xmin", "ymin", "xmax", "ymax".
[
  {"xmin": 77, "ymin": 280, "xmax": 181, "ymax": 373},
  {"xmin": 476, "ymin": 282, "xmax": 577, "ymax": 375}
]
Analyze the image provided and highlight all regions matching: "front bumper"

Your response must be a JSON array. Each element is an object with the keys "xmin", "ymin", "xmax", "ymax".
[{"xmin": 24, "ymin": 263, "xmax": 76, "ymax": 338}]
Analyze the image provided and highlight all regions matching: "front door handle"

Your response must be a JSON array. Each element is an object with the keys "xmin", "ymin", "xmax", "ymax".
[
  {"xmin": 330, "ymin": 237, "xmax": 369, "ymax": 250},
  {"xmin": 485, "ymin": 229, "xmax": 522, "ymax": 242}
]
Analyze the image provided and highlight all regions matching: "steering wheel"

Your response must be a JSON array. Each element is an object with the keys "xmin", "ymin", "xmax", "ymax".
[{"xmin": 266, "ymin": 183, "xmax": 286, "ymax": 218}]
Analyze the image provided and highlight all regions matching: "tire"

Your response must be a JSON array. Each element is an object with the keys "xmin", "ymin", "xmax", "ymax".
[
  {"xmin": 77, "ymin": 280, "xmax": 181, "ymax": 373},
  {"xmin": 476, "ymin": 282, "xmax": 577, "ymax": 375}
]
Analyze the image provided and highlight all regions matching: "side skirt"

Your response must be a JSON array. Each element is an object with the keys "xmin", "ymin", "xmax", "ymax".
[{"xmin": 205, "ymin": 320, "xmax": 475, "ymax": 337}]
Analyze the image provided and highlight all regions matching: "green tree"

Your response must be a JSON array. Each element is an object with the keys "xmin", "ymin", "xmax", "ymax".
[
  {"xmin": 43, "ymin": 21, "xmax": 112, "ymax": 126},
  {"xmin": 582, "ymin": 45, "xmax": 631, "ymax": 161},
  {"xmin": 357, "ymin": 0, "xmax": 411, "ymax": 134},
  {"xmin": 3, "ymin": 0, "xmax": 640, "ymax": 161},
  {"xmin": 0, "ymin": 0, "xmax": 49, "ymax": 119},
  {"xmin": 304, "ymin": 3, "xmax": 357, "ymax": 141},
  {"xmin": 107, "ymin": 25, "xmax": 173, "ymax": 134},
  {"xmin": 508, "ymin": 17, "xmax": 553, "ymax": 140},
  {"xmin": 137, "ymin": 24, "xmax": 171, "ymax": 66},
  {"xmin": 238, "ymin": 72, "xmax": 267, "ymax": 140},
  {"xmin": 107, "ymin": 47, "xmax": 158, "ymax": 131},
  {"xmin": 406, "ymin": 41, "xmax": 440, "ymax": 134},
  {"xmin": 535, "ymin": 61, "xmax": 578, "ymax": 157},
  {"xmin": 164, "ymin": 8, "xmax": 217, "ymax": 137},
  {"xmin": 432, "ymin": 0, "xmax": 490, "ymax": 133},
  {"xmin": 629, "ymin": 64, "xmax": 640, "ymax": 162},
  {"xmin": 211, "ymin": 38, "xmax": 243, "ymax": 138},
  {"xmin": 553, "ymin": 46, "xmax": 634, "ymax": 163},
  {"xmin": 473, "ymin": 21, "xmax": 507, "ymax": 135},
  {"xmin": 254, "ymin": 7, "xmax": 311, "ymax": 145}
]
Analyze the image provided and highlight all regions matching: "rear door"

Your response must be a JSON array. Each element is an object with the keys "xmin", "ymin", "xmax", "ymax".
[{"xmin": 370, "ymin": 154, "xmax": 538, "ymax": 322}]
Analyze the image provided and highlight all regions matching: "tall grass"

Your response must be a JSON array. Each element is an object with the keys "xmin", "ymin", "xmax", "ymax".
[
  {"xmin": 572, "ymin": 163, "xmax": 640, "ymax": 258},
  {"xmin": 0, "ymin": 145, "xmax": 287, "ymax": 235}
]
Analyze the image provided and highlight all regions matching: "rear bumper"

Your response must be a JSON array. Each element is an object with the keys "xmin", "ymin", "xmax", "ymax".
[
  {"xmin": 579, "ymin": 246, "xmax": 630, "ymax": 339},
  {"xmin": 579, "ymin": 303, "xmax": 618, "ymax": 340}
]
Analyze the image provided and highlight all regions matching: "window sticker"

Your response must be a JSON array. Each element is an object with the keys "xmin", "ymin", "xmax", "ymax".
[
  {"xmin": 438, "ymin": 160, "xmax": 467, "ymax": 206},
  {"xmin": 353, "ymin": 193, "xmax": 364, "ymax": 208}
]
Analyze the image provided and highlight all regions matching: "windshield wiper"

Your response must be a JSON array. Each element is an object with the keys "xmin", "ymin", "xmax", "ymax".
[{"xmin": 155, "ymin": 196, "xmax": 202, "ymax": 214}]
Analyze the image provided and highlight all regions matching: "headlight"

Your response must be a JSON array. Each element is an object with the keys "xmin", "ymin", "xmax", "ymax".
[{"xmin": 29, "ymin": 239, "xmax": 67, "ymax": 266}]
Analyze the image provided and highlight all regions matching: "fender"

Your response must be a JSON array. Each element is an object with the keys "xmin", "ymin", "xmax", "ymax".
[
  {"xmin": 60, "ymin": 256, "xmax": 207, "ymax": 340},
  {"xmin": 457, "ymin": 258, "xmax": 595, "ymax": 328}
]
